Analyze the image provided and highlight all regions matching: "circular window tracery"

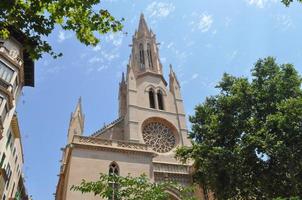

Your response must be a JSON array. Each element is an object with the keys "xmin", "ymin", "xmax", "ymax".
[{"xmin": 142, "ymin": 121, "xmax": 176, "ymax": 153}]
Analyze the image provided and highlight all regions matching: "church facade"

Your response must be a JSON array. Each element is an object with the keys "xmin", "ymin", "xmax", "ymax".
[{"xmin": 55, "ymin": 14, "xmax": 209, "ymax": 200}]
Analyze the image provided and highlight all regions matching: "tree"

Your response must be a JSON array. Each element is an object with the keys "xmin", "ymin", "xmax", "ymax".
[
  {"xmin": 0, "ymin": 0, "xmax": 123, "ymax": 60},
  {"xmin": 71, "ymin": 173, "xmax": 196, "ymax": 200},
  {"xmin": 282, "ymin": 0, "xmax": 302, "ymax": 6},
  {"xmin": 176, "ymin": 57, "xmax": 302, "ymax": 200}
]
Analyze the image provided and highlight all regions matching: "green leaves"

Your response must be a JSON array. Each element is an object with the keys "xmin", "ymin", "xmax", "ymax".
[
  {"xmin": 176, "ymin": 57, "xmax": 302, "ymax": 199},
  {"xmin": 0, "ymin": 0, "xmax": 124, "ymax": 60},
  {"xmin": 71, "ymin": 173, "xmax": 197, "ymax": 200},
  {"xmin": 282, "ymin": 0, "xmax": 302, "ymax": 6}
]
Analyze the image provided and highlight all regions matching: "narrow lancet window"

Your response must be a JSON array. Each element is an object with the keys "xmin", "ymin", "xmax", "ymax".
[
  {"xmin": 139, "ymin": 43, "xmax": 145, "ymax": 70},
  {"xmin": 109, "ymin": 162, "xmax": 119, "ymax": 200},
  {"xmin": 149, "ymin": 89, "xmax": 155, "ymax": 109},
  {"xmin": 147, "ymin": 43, "xmax": 153, "ymax": 69},
  {"xmin": 157, "ymin": 90, "xmax": 164, "ymax": 110}
]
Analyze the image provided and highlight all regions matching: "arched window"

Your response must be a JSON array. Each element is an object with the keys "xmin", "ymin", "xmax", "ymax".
[
  {"xmin": 157, "ymin": 90, "xmax": 164, "ymax": 110},
  {"xmin": 109, "ymin": 162, "xmax": 119, "ymax": 175},
  {"xmin": 149, "ymin": 89, "xmax": 156, "ymax": 109},
  {"xmin": 147, "ymin": 43, "xmax": 153, "ymax": 69},
  {"xmin": 108, "ymin": 162, "xmax": 119, "ymax": 200},
  {"xmin": 139, "ymin": 43, "xmax": 145, "ymax": 70}
]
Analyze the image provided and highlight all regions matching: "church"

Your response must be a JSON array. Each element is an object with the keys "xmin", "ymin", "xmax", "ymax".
[{"xmin": 55, "ymin": 14, "xmax": 210, "ymax": 200}]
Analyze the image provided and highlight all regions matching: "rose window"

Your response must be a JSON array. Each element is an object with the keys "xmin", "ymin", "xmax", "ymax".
[{"xmin": 142, "ymin": 122, "xmax": 176, "ymax": 153}]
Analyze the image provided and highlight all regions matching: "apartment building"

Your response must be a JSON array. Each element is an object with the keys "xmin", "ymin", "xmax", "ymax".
[{"xmin": 0, "ymin": 29, "xmax": 34, "ymax": 199}]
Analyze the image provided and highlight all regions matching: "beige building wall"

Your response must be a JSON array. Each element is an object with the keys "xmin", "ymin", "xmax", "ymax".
[
  {"xmin": 65, "ymin": 148, "xmax": 154, "ymax": 200},
  {"xmin": 0, "ymin": 35, "xmax": 34, "ymax": 199}
]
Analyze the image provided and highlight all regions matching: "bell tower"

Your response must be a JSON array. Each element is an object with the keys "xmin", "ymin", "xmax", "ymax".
[
  {"xmin": 129, "ymin": 14, "xmax": 163, "ymax": 75},
  {"xmin": 122, "ymin": 14, "xmax": 190, "ymax": 149}
]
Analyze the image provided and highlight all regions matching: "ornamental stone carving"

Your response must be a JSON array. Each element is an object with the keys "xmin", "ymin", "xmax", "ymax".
[{"xmin": 142, "ymin": 121, "xmax": 176, "ymax": 153}]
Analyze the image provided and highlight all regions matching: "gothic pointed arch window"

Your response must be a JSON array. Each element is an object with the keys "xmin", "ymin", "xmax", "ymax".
[
  {"xmin": 139, "ymin": 43, "xmax": 145, "ymax": 70},
  {"xmin": 149, "ymin": 89, "xmax": 156, "ymax": 109},
  {"xmin": 109, "ymin": 162, "xmax": 119, "ymax": 200},
  {"xmin": 157, "ymin": 90, "xmax": 164, "ymax": 110},
  {"xmin": 147, "ymin": 43, "xmax": 153, "ymax": 69},
  {"xmin": 109, "ymin": 162, "xmax": 119, "ymax": 175}
]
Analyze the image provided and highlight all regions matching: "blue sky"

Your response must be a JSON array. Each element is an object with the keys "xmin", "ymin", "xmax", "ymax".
[{"xmin": 16, "ymin": 0, "xmax": 302, "ymax": 199}]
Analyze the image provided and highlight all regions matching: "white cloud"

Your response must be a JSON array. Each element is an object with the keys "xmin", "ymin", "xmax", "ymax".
[
  {"xmin": 101, "ymin": 50, "xmax": 119, "ymax": 61},
  {"xmin": 191, "ymin": 73, "xmax": 199, "ymax": 80},
  {"xmin": 275, "ymin": 15, "xmax": 293, "ymax": 30},
  {"xmin": 166, "ymin": 42, "xmax": 174, "ymax": 49},
  {"xmin": 191, "ymin": 13, "xmax": 213, "ymax": 33},
  {"xmin": 199, "ymin": 14, "xmax": 213, "ymax": 32},
  {"xmin": 225, "ymin": 17, "xmax": 232, "ymax": 27},
  {"xmin": 105, "ymin": 33, "xmax": 123, "ymax": 47},
  {"xmin": 92, "ymin": 45, "xmax": 102, "ymax": 52},
  {"xmin": 88, "ymin": 56, "xmax": 103, "ymax": 64},
  {"xmin": 229, "ymin": 50, "xmax": 238, "ymax": 61},
  {"xmin": 146, "ymin": 2, "xmax": 175, "ymax": 18},
  {"xmin": 57, "ymin": 31, "xmax": 72, "ymax": 42},
  {"xmin": 97, "ymin": 65, "xmax": 109, "ymax": 72},
  {"xmin": 246, "ymin": 0, "xmax": 277, "ymax": 8}
]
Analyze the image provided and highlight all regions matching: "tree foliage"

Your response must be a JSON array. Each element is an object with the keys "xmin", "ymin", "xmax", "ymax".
[
  {"xmin": 0, "ymin": 0, "xmax": 123, "ymax": 59},
  {"xmin": 282, "ymin": 0, "xmax": 302, "ymax": 6},
  {"xmin": 71, "ymin": 173, "xmax": 196, "ymax": 200},
  {"xmin": 176, "ymin": 57, "xmax": 302, "ymax": 200}
]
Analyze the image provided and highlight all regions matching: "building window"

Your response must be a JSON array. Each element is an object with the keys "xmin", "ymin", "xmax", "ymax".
[
  {"xmin": 1, "ymin": 102, "xmax": 8, "ymax": 123},
  {"xmin": 148, "ymin": 89, "xmax": 155, "ymax": 109},
  {"xmin": 157, "ymin": 90, "xmax": 164, "ymax": 110},
  {"xmin": 0, "ymin": 61, "xmax": 14, "ymax": 83},
  {"xmin": 139, "ymin": 43, "xmax": 145, "ymax": 70},
  {"xmin": 108, "ymin": 162, "xmax": 119, "ymax": 200},
  {"xmin": 0, "ymin": 153, "xmax": 5, "ymax": 168},
  {"xmin": 147, "ymin": 43, "xmax": 153, "ymax": 69},
  {"xmin": 12, "ymin": 147, "xmax": 16, "ymax": 157},
  {"xmin": 6, "ymin": 131, "xmax": 12, "ymax": 149},
  {"xmin": 14, "ymin": 155, "xmax": 17, "ymax": 164},
  {"xmin": 10, "ymin": 182, "xmax": 15, "ymax": 197},
  {"xmin": 109, "ymin": 162, "xmax": 119, "ymax": 175},
  {"xmin": 6, "ymin": 164, "xmax": 11, "ymax": 189}
]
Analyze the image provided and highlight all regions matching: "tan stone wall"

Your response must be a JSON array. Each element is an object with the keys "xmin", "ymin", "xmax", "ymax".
[{"xmin": 64, "ymin": 148, "xmax": 154, "ymax": 200}]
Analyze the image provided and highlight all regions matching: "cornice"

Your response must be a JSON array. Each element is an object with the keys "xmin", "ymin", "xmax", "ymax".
[
  {"xmin": 72, "ymin": 135, "xmax": 157, "ymax": 157},
  {"xmin": 128, "ymin": 104, "xmax": 186, "ymax": 117}
]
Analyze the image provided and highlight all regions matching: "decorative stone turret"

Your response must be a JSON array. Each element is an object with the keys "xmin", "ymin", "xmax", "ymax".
[
  {"xmin": 118, "ymin": 72, "xmax": 127, "ymax": 117},
  {"xmin": 67, "ymin": 97, "xmax": 84, "ymax": 144}
]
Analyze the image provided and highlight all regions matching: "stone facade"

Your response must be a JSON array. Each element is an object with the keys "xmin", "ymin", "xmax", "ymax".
[
  {"xmin": 0, "ymin": 32, "xmax": 34, "ymax": 199},
  {"xmin": 56, "ymin": 14, "xmax": 211, "ymax": 200}
]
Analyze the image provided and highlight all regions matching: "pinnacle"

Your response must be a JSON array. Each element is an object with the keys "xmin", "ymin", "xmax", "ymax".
[
  {"xmin": 137, "ymin": 13, "xmax": 150, "ymax": 37},
  {"xmin": 73, "ymin": 97, "xmax": 83, "ymax": 117}
]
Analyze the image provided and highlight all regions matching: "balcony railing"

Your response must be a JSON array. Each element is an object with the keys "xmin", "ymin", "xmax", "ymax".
[{"xmin": 73, "ymin": 135, "xmax": 153, "ymax": 152}]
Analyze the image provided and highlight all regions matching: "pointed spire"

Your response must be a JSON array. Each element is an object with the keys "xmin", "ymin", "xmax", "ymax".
[
  {"xmin": 137, "ymin": 13, "xmax": 150, "ymax": 37},
  {"xmin": 169, "ymin": 64, "xmax": 173, "ymax": 74},
  {"xmin": 121, "ymin": 72, "xmax": 125, "ymax": 83},
  {"xmin": 67, "ymin": 97, "xmax": 85, "ymax": 143},
  {"xmin": 73, "ymin": 97, "xmax": 83, "ymax": 118},
  {"xmin": 169, "ymin": 64, "xmax": 180, "ymax": 90}
]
